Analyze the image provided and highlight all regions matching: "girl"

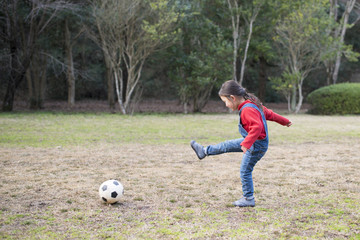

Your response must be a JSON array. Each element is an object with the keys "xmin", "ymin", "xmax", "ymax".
[{"xmin": 191, "ymin": 80, "xmax": 292, "ymax": 207}]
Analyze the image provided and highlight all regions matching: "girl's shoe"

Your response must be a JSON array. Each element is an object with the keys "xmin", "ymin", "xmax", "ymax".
[
  {"xmin": 190, "ymin": 140, "xmax": 206, "ymax": 160},
  {"xmin": 233, "ymin": 197, "xmax": 255, "ymax": 207}
]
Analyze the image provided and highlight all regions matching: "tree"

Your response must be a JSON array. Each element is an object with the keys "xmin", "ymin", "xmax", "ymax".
[
  {"xmin": 26, "ymin": 49, "xmax": 48, "ymax": 109},
  {"xmin": 89, "ymin": 0, "xmax": 178, "ymax": 114},
  {"xmin": 236, "ymin": 0, "xmax": 277, "ymax": 102},
  {"xmin": 227, "ymin": 0, "xmax": 263, "ymax": 86},
  {"xmin": 85, "ymin": 1, "xmax": 116, "ymax": 111},
  {"xmin": 269, "ymin": 69, "xmax": 299, "ymax": 112},
  {"xmin": 325, "ymin": 0, "xmax": 360, "ymax": 85},
  {"xmin": 0, "ymin": 0, "xmax": 78, "ymax": 111},
  {"xmin": 273, "ymin": 0, "xmax": 338, "ymax": 113},
  {"xmin": 168, "ymin": 0, "xmax": 232, "ymax": 113},
  {"xmin": 63, "ymin": 7, "xmax": 84, "ymax": 107}
]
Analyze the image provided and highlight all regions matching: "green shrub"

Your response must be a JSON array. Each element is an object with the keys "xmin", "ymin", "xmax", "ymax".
[{"xmin": 307, "ymin": 83, "xmax": 360, "ymax": 115}]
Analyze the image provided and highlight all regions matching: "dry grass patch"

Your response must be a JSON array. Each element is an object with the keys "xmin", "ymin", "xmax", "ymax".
[{"xmin": 1, "ymin": 140, "xmax": 360, "ymax": 239}]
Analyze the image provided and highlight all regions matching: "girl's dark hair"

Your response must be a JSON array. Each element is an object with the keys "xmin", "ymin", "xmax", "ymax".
[{"xmin": 218, "ymin": 80, "xmax": 263, "ymax": 111}]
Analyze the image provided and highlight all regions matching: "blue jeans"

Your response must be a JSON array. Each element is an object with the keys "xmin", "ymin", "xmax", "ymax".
[{"xmin": 206, "ymin": 138, "xmax": 267, "ymax": 198}]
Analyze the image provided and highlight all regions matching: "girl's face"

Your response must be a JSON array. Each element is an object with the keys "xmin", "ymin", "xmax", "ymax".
[{"xmin": 220, "ymin": 95, "xmax": 242, "ymax": 111}]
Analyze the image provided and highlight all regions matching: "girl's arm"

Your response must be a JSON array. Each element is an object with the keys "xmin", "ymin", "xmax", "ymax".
[{"xmin": 263, "ymin": 106, "xmax": 291, "ymax": 126}]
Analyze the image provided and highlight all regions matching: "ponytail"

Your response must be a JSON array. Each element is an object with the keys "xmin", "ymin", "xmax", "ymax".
[{"xmin": 243, "ymin": 92, "xmax": 263, "ymax": 111}]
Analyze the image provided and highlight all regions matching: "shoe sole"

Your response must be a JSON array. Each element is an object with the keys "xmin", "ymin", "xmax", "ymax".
[
  {"xmin": 233, "ymin": 204, "xmax": 255, "ymax": 207},
  {"xmin": 232, "ymin": 200, "xmax": 255, "ymax": 207}
]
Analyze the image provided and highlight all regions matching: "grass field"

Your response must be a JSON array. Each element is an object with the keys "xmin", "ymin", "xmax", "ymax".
[{"xmin": 0, "ymin": 112, "xmax": 360, "ymax": 239}]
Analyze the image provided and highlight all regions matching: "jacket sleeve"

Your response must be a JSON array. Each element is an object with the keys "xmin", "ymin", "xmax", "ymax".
[{"xmin": 263, "ymin": 106, "xmax": 290, "ymax": 126}]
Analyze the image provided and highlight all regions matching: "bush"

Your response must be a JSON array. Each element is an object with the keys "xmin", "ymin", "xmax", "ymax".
[{"xmin": 307, "ymin": 83, "xmax": 360, "ymax": 115}]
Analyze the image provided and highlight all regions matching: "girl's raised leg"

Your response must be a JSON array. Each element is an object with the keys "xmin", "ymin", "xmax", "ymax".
[{"xmin": 206, "ymin": 138, "xmax": 244, "ymax": 156}]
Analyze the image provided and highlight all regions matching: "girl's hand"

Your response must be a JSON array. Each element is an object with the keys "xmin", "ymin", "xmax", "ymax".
[
  {"xmin": 241, "ymin": 145, "xmax": 248, "ymax": 153},
  {"xmin": 287, "ymin": 121, "xmax": 292, "ymax": 127}
]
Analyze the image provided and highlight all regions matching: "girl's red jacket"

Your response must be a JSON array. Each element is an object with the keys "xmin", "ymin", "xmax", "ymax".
[{"xmin": 238, "ymin": 100, "xmax": 290, "ymax": 149}]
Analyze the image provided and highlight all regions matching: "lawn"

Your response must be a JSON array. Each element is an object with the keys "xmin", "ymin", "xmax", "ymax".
[{"xmin": 0, "ymin": 112, "xmax": 359, "ymax": 239}]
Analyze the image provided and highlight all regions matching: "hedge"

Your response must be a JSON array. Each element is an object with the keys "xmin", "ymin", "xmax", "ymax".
[{"xmin": 307, "ymin": 83, "xmax": 360, "ymax": 115}]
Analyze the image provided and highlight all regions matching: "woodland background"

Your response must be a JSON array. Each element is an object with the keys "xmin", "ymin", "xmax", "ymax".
[{"xmin": 1, "ymin": 0, "xmax": 360, "ymax": 114}]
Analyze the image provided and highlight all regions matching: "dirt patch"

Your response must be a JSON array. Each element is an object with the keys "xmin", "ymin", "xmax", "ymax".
[{"xmin": 1, "ymin": 140, "xmax": 359, "ymax": 238}]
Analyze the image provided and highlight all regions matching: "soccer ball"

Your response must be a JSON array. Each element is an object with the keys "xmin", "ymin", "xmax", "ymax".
[{"xmin": 99, "ymin": 180, "xmax": 124, "ymax": 204}]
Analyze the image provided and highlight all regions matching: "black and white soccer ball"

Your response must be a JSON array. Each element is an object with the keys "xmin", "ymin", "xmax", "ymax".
[{"xmin": 99, "ymin": 180, "xmax": 124, "ymax": 204}]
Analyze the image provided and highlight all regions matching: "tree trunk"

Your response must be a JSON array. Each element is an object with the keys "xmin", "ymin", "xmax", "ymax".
[
  {"xmin": 3, "ymin": 76, "xmax": 17, "ymax": 111},
  {"xmin": 27, "ymin": 53, "xmax": 47, "ymax": 109},
  {"xmin": 239, "ymin": 15, "xmax": 256, "ymax": 86},
  {"xmin": 227, "ymin": 0, "xmax": 240, "ymax": 82},
  {"xmin": 184, "ymin": 102, "xmax": 188, "ymax": 114},
  {"xmin": 331, "ymin": 0, "xmax": 356, "ymax": 84},
  {"xmin": 114, "ymin": 70, "xmax": 126, "ymax": 114},
  {"xmin": 2, "ymin": 39, "xmax": 29, "ymax": 111},
  {"xmin": 287, "ymin": 95, "xmax": 291, "ymax": 112},
  {"xmin": 64, "ymin": 19, "xmax": 75, "ymax": 107},
  {"xmin": 236, "ymin": 55, "xmax": 241, "ymax": 84},
  {"xmin": 2, "ymin": 4, "xmax": 21, "ymax": 112},
  {"xmin": 325, "ymin": 61, "xmax": 333, "ymax": 86},
  {"xmin": 332, "ymin": 53, "xmax": 342, "ymax": 85},
  {"xmin": 26, "ymin": 68, "xmax": 33, "ymax": 107},
  {"xmin": 232, "ymin": 31, "xmax": 239, "ymax": 82},
  {"xmin": 192, "ymin": 83, "xmax": 214, "ymax": 113},
  {"xmin": 258, "ymin": 57, "xmax": 267, "ymax": 103},
  {"xmin": 291, "ymin": 85, "xmax": 296, "ymax": 112},
  {"xmin": 104, "ymin": 54, "xmax": 115, "ymax": 112},
  {"xmin": 295, "ymin": 82, "xmax": 303, "ymax": 114}
]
